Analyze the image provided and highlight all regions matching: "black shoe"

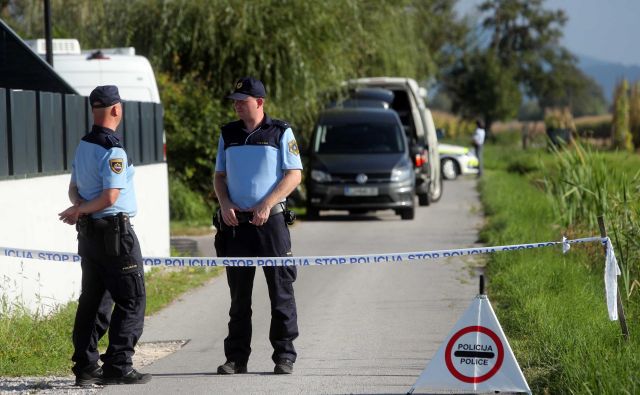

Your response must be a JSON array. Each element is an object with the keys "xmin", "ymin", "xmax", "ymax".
[
  {"xmin": 217, "ymin": 361, "xmax": 248, "ymax": 375},
  {"xmin": 74, "ymin": 365, "xmax": 104, "ymax": 386},
  {"xmin": 274, "ymin": 358, "xmax": 294, "ymax": 374},
  {"xmin": 103, "ymin": 369, "xmax": 152, "ymax": 385}
]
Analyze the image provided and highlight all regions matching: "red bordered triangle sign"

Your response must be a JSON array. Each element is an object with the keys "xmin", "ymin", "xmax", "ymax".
[{"xmin": 409, "ymin": 295, "xmax": 531, "ymax": 394}]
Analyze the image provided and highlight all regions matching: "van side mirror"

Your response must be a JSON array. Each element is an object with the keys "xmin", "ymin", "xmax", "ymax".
[
  {"xmin": 418, "ymin": 87, "xmax": 428, "ymax": 100},
  {"xmin": 436, "ymin": 128, "xmax": 445, "ymax": 140}
]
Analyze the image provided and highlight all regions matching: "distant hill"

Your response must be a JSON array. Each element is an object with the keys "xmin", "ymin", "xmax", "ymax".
[{"xmin": 578, "ymin": 54, "xmax": 640, "ymax": 103}]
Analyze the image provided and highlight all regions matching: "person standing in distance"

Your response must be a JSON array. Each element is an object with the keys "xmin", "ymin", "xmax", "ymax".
[
  {"xmin": 58, "ymin": 85, "xmax": 151, "ymax": 386},
  {"xmin": 472, "ymin": 120, "xmax": 486, "ymax": 178},
  {"xmin": 214, "ymin": 77, "xmax": 303, "ymax": 375}
]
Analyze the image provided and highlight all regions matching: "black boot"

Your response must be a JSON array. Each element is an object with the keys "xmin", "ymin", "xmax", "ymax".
[
  {"xmin": 274, "ymin": 358, "xmax": 294, "ymax": 374},
  {"xmin": 103, "ymin": 369, "xmax": 152, "ymax": 385},
  {"xmin": 74, "ymin": 364, "xmax": 104, "ymax": 386},
  {"xmin": 217, "ymin": 361, "xmax": 248, "ymax": 375}
]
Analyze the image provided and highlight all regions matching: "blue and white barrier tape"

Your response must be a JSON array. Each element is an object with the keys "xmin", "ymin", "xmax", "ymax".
[
  {"xmin": 0, "ymin": 235, "xmax": 621, "ymax": 320},
  {"xmin": 0, "ymin": 236, "xmax": 604, "ymax": 267}
]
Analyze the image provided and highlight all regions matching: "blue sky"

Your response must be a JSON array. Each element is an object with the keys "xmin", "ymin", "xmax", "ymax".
[{"xmin": 457, "ymin": 0, "xmax": 640, "ymax": 66}]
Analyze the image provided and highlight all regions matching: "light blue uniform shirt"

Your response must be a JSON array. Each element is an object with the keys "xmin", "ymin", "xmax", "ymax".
[
  {"xmin": 215, "ymin": 117, "xmax": 302, "ymax": 210},
  {"xmin": 71, "ymin": 126, "xmax": 137, "ymax": 218}
]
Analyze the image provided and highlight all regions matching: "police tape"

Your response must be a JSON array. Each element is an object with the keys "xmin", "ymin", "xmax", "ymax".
[
  {"xmin": 0, "ymin": 235, "xmax": 621, "ymax": 320},
  {"xmin": 0, "ymin": 236, "xmax": 605, "ymax": 267}
]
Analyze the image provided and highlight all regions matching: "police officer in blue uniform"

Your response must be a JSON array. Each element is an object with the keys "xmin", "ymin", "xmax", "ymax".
[
  {"xmin": 58, "ymin": 85, "xmax": 151, "ymax": 386},
  {"xmin": 214, "ymin": 77, "xmax": 303, "ymax": 375}
]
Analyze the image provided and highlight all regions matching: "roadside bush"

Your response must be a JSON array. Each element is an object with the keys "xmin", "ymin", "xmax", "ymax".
[
  {"xmin": 431, "ymin": 110, "xmax": 475, "ymax": 140},
  {"xmin": 576, "ymin": 119, "xmax": 612, "ymax": 139},
  {"xmin": 169, "ymin": 176, "xmax": 211, "ymax": 223},
  {"xmin": 158, "ymin": 73, "xmax": 232, "ymax": 195}
]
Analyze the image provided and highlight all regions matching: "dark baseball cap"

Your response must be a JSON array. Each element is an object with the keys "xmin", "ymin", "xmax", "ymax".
[
  {"xmin": 89, "ymin": 85, "xmax": 121, "ymax": 108},
  {"xmin": 226, "ymin": 77, "xmax": 266, "ymax": 100}
]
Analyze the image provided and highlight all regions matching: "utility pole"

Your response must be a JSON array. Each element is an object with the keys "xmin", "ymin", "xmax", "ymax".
[{"xmin": 44, "ymin": 0, "xmax": 53, "ymax": 66}]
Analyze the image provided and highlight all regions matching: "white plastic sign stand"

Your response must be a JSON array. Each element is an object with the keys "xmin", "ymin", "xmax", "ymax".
[{"xmin": 408, "ymin": 295, "xmax": 531, "ymax": 394}]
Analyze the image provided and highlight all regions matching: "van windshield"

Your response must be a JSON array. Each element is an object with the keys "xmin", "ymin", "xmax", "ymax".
[{"xmin": 313, "ymin": 122, "xmax": 404, "ymax": 154}]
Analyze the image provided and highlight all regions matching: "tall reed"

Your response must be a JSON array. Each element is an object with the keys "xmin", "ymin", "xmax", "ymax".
[{"xmin": 543, "ymin": 141, "xmax": 640, "ymax": 301}]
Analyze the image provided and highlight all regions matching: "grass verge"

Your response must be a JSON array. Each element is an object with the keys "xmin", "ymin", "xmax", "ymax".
[
  {"xmin": 0, "ymin": 266, "xmax": 220, "ymax": 376},
  {"xmin": 481, "ymin": 139, "xmax": 640, "ymax": 393},
  {"xmin": 170, "ymin": 220, "xmax": 214, "ymax": 236}
]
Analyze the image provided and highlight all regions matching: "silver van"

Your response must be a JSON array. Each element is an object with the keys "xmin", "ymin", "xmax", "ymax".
[
  {"xmin": 347, "ymin": 77, "xmax": 442, "ymax": 205},
  {"xmin": 306, "ymin": 108, "xmax": 416, "ymax": 220}
]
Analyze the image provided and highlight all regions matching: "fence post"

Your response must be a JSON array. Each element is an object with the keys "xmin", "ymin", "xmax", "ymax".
[{"xmin": 597, "ymin": 215, "xmax": 630, "ymax": 341}]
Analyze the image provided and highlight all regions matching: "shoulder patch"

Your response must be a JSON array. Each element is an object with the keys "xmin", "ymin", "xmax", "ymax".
[
  {"xmin": 288, "ymin": 139, "xmax": 300, "ymax": 156},
  {"xmin": 109, "ymin": 158, "xmax": 124, "ymax": 174}
]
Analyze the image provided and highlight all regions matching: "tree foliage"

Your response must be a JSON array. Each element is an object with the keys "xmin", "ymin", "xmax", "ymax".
[
  {"xmin": 443, "ymin": 0, "xmax": 602, "ymax": 131},
  {"xmin": 2, "ymin": 0, "xmax": 463, "ymax": 131},
  {"xmin": 1, "ymin": 0, "xmax": 468, "ymax": 218},
  {"xmin": 443, "ymin": 49, "xmax": 521, "ymax": 132}
]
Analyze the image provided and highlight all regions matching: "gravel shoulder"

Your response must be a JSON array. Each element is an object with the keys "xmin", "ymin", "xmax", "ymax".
[{"xmin": 0, "ymin": 341, "xmax": 186, "ymax": 395}]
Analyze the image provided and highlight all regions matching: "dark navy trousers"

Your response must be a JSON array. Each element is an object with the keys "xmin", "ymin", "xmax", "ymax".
[
  {"xmin": 72, "ymin": 221, "xmax": 146, "ymax": 376},
  {"xmin": 216, "ymin": 213, "xmax": 298, "ymax": 364}
]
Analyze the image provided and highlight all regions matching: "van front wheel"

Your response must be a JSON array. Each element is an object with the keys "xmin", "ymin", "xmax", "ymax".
[
  {"xmin": 306, "ymin": 206, "xmax": 319, "ymax": 220},
  {"xmin": 400, "ymin": 207, "xmax": 415, "ymax": 220},
  {"xmin": 418, "ymin": 193, "xmax": 429, "ymax": 206}
]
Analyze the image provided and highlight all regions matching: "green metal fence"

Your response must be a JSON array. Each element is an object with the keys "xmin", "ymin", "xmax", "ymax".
[{"xmin": 0, "ymin": 87, "xmax": 164, "ymax": 178}]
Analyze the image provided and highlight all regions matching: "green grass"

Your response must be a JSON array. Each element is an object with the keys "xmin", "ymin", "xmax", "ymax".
[
  {"xmin": 0, "ymin": 302, "xmax": 77, "ymax": 376},
  {"xmin": 481, "ymin": 140, "xmax": 640, "ymax": 393},
  {"xmin": 0, "ymin": 266, "xmax": 220, "ymax": 376},
  {"xmin": 170, "ymin": 220, "xmax": 214, "ymax": 236}
]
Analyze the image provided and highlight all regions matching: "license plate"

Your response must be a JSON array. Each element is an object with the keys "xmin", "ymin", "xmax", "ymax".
[{"xmin": 344, "ymin": 186, "xmax": 378, "ymax": 196}]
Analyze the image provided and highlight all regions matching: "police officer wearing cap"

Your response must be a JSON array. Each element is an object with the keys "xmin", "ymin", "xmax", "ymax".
[
  {"xmin": 58, "ymin": 85, "xmax": 151, "ymax": 386},
  {"xmin": 214, "ymin": 77, "xmax": 303, "ymax": 375}
]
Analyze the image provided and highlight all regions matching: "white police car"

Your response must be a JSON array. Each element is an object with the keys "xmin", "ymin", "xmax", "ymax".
[{"xmin": 439, "ymin": 143, "xmax": 479, "ymax": 180}]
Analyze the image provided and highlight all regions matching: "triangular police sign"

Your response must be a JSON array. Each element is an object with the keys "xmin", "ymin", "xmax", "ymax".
[{"xmin": 409, "ymin": 295, "xmax": 531, "ymax": 394}]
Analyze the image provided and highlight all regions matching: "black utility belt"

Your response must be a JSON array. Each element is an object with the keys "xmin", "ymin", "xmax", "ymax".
[
  {"xmin": 213, "ymin": 202, "xmax": 295, "ymax": 231},
  {"xmin": 77, "ymin": 213, "xmax": 130, "ymax": 256},
  {"xmin": 235, "ymin": 203, "xmax": 285, "ymax": 223},
  {"xmin": 91, "ymin": 213, "xmax": 130, "ymax": 227}
]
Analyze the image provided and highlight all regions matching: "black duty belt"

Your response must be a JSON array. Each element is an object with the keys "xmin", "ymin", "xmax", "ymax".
[
  {"xmin": 235, "ymin": 203, "xmax": 285, "ymax": 224},
  {"xmin": 77, "ymin": 213, "xmax": 130, "ymax": 235},
  {"xmin": 91, "ymin": 213, "xmax": 130, "ymax": 228}
]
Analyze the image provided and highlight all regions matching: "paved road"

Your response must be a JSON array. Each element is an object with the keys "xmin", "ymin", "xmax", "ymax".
[{"xmin": 102, "ymin": 178, "xmax": 483, "ymax": 395}]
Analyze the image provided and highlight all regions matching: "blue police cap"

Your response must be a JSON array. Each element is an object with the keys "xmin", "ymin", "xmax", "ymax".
[
  {"xmin": 89, "ymin": 85, "xmax": 121, "ymax": 108},
  {"xmin": 226, "ymin": 77, "xmax": 266, "ymax": 100}
]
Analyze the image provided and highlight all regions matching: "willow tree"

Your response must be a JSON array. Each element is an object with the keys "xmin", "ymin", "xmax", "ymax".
[{"xmin": 3, "ymin": 0, "xmax": 467, "ymax": 200}]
